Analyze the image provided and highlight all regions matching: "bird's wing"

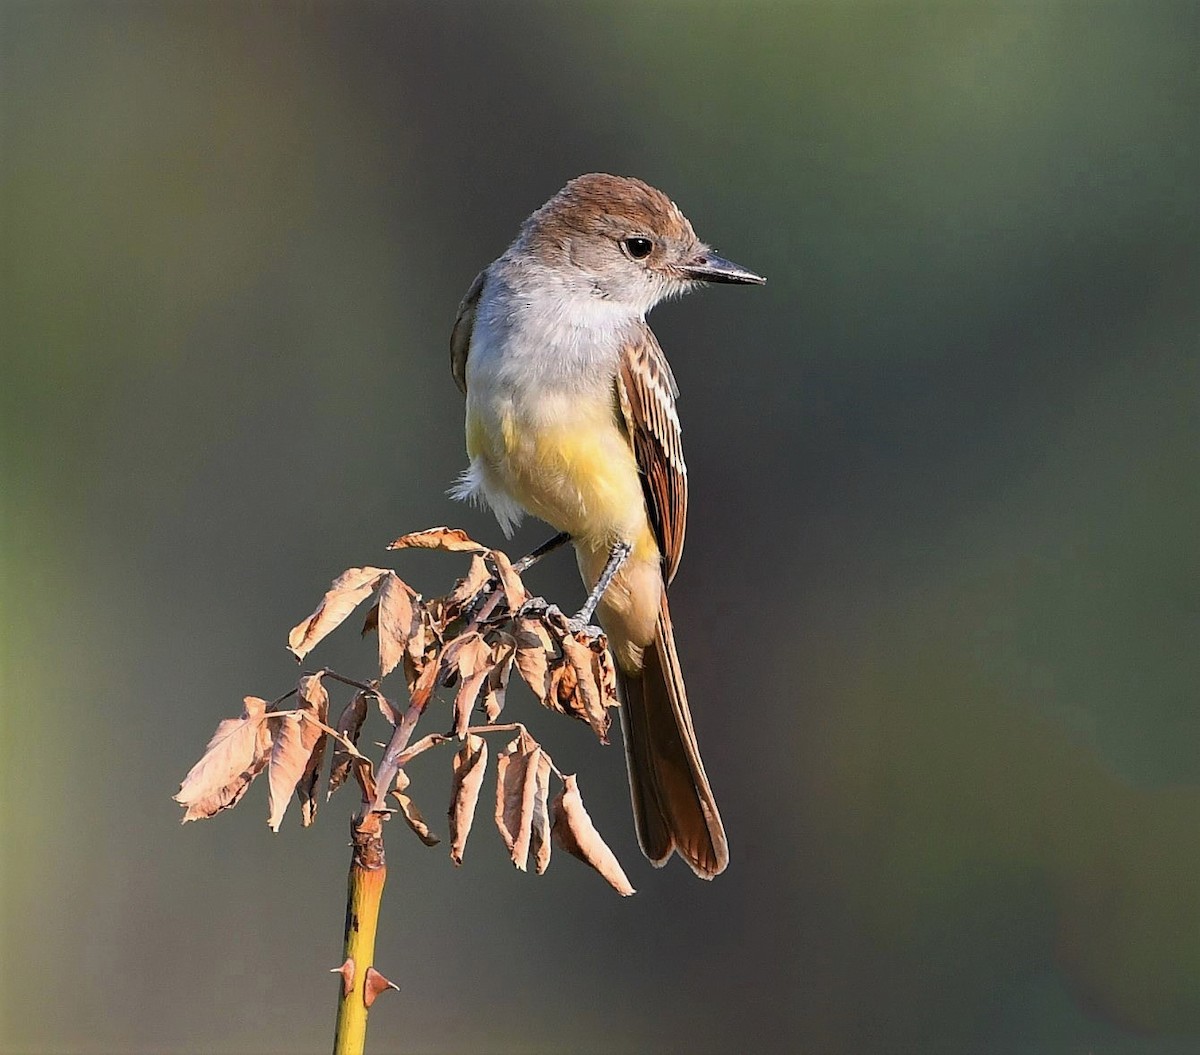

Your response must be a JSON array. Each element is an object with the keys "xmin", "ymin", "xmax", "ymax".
[
  {"xmin": 450, "ymin": 269, "xmax": 487, "ymax": 395},
  {"xmin": 616, "ymin": 325, "xmax": 688, "ymax": 583}
]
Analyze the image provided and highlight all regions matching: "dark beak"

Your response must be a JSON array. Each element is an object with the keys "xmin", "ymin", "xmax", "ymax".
[{"xmin": 681, "ymin": 252, "xmax": 766, "ymax": 285}]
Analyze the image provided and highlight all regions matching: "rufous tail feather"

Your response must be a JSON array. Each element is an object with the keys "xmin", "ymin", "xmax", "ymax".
[{"xmin": 616, "ymin": 591, "xmax": 728, "ymax": 879}]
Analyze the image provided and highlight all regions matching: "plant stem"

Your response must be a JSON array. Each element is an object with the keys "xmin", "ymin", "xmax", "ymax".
[
  {"xmin": 332, "ymin": 812, "xmax": 387, "ymax": 1055},
  {"xmin": 368, "ymin": 532, "xmax": 568, "ymax": 812},
  {"xmin": 370, "ymin": 586, "xmax": 507, "ymax": 811}
]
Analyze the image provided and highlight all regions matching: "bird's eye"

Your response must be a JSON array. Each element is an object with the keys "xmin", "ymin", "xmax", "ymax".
[{"xmin": 622, "ymin": 237, "xmax": 653, "ymax": 260}]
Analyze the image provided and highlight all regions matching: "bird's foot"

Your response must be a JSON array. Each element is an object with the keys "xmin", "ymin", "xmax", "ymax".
[
  {"xmin": 564, "ymin": 612, "xmax": 605, "ymax": 639},
  {"xmin": 515, "ymin": 596, "xmax": 554, "ymax": 620}
]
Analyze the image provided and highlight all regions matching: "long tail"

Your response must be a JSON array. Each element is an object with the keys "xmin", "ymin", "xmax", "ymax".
[{"xmin": 616, "ymin": 591, "xmax": 728, "ymax": 879}]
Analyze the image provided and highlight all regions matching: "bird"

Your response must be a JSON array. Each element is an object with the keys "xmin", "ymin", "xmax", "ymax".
[{"xmin": 449, "ymin": 173, "xmax": 764, "ymax": 878}]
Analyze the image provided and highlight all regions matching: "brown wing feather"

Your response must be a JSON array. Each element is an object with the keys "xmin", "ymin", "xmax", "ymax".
[
  {"xmin": 450, "ymin": 269, "xmax": 487, "ymax": 395},
  {"xmin": 616, "ymin": 326, "xmax": 688, "ymax": 582}
]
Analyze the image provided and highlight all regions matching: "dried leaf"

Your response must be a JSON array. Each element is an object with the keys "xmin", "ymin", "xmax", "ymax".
[
  {"xmin": 387, "ymin": 526, "xmax": 487, "ymax": 553},
  {"xmin": 406, "ymin": 615, "xmax": 430, "ymax": 666},
  {"xmin": 267, "ymin": 715, "xmax": 308, "ymax": 831},
  {"xmin": 552, "ymin": 774, "xmax": 634, "ymax": 896},
  {"xmin": 443, "ymin": 632, "xmax": 493, "ymax": 737},
  {"xmin": 374, "ymin": 689, "xmax": 403, "ymax": 727},
  {"xmin": 267, "ymin": 677, "xmax": 327, "ymax": 830},
  {"xmin": 361, "ymin": 602, "xmax": 379, "ymax": 637},
  {"xmin": 494, "ymin": 731, "xmax": 546, "ymax": 871},
  {"xmin": 421, "ymin": 598, "xmax": 452, "ymax": 644},
  {"xmin": 513, "ymin": 616, "xmax": 555, "ymax": 704},
  {"xmin": 453, "ymin": 669, "xmax": 489, "ymax": 737},
  {"xmin": 407, "ymin": 648, "xmax": 442, "ymax": 711},
  {"xmin": 334, "ymin": 690, "xmax": 368, "ymax": 738},
  {"xmin": 481, "ymin": 633, "xmax": 516, "ymax": 722},
  {"xmin": 288, "ymin": 567, "xmax": 389, "ymax": 660},
  {"xmin": 377, "ymin": 571, "xmax": 421, "ymax": 679},
  {"xmin": 560, "ymin": 633, "xmax": 613, "ymax": 744},
  {"xmin": 350, "ymin": 756, "xmax": 378, "ymax": 806},
  {"xmin": 516, "ymin": 616, "xmax": 617, "ymax": 743},
  {"xmin": 592, "ymin": 639, "xmax": 619, "ymax": 708},
  {"xmin": 489, "ymin": 548, "xmax": 529, "ymax": 611},
  {"xmin": 296, "ymin": 673, "xmax": 331, "ymax": 825},
  {"xmin": 448, "ymin": 734, "xmax": 488, "ymax": 865},
  {"xmin": 175, "ymin": 696, "xmax": 272, "ymax": 822},
  {"xmin": 549, "ymin": 657, "xmax": 579, "ymax": 712},
  {"xmin": 327, "ymin": 691, "xmax": 369, "ymax": 800},
  {"xmin": 403, "ymin": 633, "xmax": 436, "ymax": 700},
  {"xmin": 530, "ymin": 750, "xmax": 553, "ymax": 875},
  {"xmin": 393, "ymin": 792, "xmax": 441, "ymax": 846},
  {"xmin": 443, "ymin": 554, "xmax": 491, "ymax": 612},
  {"xmin": 391, "ymin": 771, "xmax": 440, "ymax": 846}
]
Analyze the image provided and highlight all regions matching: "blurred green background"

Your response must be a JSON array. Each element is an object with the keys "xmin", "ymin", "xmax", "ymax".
[{"xmin": 3, "ymin": 2, "xmax": 1198, "ymax": 1052}]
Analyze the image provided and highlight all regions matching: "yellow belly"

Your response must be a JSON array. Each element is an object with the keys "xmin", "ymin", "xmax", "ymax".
[
  {"xmin": 466, "ymin": 401, "xmax": 657, "ymax": 559},
  {"xmin": 465, "ymin": 400, "xmax": 663, "ymax": 660}
]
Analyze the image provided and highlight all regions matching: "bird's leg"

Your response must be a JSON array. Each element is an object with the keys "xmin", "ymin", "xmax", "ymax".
[
  {"xmin": 512, "ymin": 532, "xmax": 571, "ymax": 620},
  {"xmin": 514, "ymin": 531, "xmax": 571, "ymax": 573},
  {"xmin": 573, "ymin": 540, "xmax": 632, "ymax": 627}
]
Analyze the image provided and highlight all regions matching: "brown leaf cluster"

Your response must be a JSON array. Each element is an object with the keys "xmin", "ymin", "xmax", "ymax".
[
  {"xmin": 291, "ymin": 526, "xmax": 617, "ymax": 745},
  {"xmin": 514, "ymin": 612, "xmax": 618, "ymax": 743},
  {"xmin": 175, "ymin": 672, "xmax": 371, "ymax": 831},
  {"xmin": 176, "ymin": 525, "xmax": 634, "ymax": 894},
  {"xmin": 440, "ymin": 726, "xmax": 632, "ymax": 895}
]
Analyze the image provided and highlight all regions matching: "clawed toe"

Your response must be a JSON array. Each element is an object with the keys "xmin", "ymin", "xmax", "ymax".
[
  {"xmin": 515, "ymin": 596, "xmax": 550, "ymax": 619},
  {"xmin": 565, "ymin": 613, "xmax": 604, "ymax": 639}
]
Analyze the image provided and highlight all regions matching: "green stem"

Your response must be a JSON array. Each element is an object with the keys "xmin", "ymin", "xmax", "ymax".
[{"xmin": 332, "ymin": 813, "xmax": 387, "ymax": 1055}]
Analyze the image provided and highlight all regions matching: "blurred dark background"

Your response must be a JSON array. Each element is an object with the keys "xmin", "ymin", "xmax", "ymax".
[{"xmin": 3, "ymin": 3, "xmax": 1198, "ymax": 1053}]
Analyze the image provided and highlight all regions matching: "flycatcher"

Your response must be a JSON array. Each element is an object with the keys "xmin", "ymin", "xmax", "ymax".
[{"xmin": 450, "ymin": 173, "xmax": 764, "ymax": 878}]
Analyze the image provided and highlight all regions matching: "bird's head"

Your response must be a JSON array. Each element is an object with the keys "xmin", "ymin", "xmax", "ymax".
[{"xmin": 516, "ymin": 173, "xmax": 765, "ymax": 315}]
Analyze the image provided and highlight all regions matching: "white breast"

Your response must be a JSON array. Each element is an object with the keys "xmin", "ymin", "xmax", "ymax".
[
  {"xmin": 469, "ymin": 261, "xmax": 635, "ymax": 409},
  {"xmin": 452, "ymin": 257, "xmax": 643, "ymax": 535}
]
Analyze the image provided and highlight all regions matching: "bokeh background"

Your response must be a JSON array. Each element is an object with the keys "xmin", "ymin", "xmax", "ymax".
[{"xmin": 3, "ymin": 3, "xmax": 1198, "ymax": 1053}]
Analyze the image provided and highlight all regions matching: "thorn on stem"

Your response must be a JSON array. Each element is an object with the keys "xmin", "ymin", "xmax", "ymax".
[
  {"xmin": 331, "ymin": 958, "xmax": 355, "ymax": 997},
  {"xmin": 363, "ymin": 967, "xmax": 400, "ymax": 1007}
]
